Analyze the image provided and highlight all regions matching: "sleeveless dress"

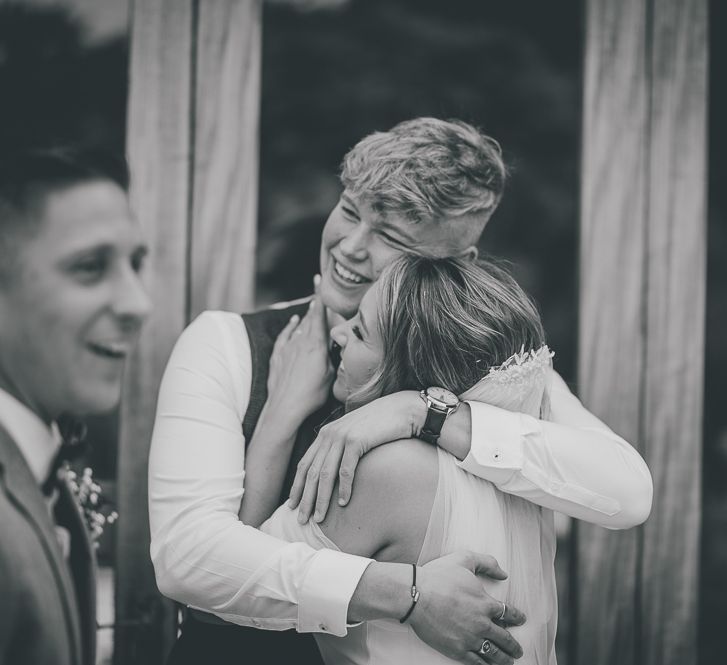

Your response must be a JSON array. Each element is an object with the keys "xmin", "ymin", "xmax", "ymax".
[{"xmin": 261, "ymin": 447, "xmax": 558, "ymax": 665}]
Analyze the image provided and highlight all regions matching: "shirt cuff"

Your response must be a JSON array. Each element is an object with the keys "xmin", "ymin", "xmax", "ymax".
[
  {"xmin": 298, "ymin": 549, "xmax": 372, "ymax": 637},
  {"xmin": 457, "ymin": 401, "xmax": 527, "ymax": 483}
]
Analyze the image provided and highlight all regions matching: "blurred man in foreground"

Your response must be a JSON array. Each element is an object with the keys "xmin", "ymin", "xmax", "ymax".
[{"xmin": 0, "ymin": 148, "xmax": 151, "ymax": 665}]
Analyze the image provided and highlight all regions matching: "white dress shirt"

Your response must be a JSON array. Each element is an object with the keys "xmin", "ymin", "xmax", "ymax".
[
  {"xmin": 460, "ymin": 372, "xmax": 653, "ymax": 526},
  {"xmin": 0, "ymin": 387, "xmax": 61, "ymax": 485},
  {"xmin": 148, "ymin": 310, "xmax": 653, "ymax": 634}
]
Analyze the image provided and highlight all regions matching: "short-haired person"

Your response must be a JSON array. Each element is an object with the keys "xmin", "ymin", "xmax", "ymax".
[
  {"xmin": 259, "ymin": 255, "xmax": 559, "ymax": 664},
  {"xmin": 149, "ymin": 119, "xmax": 652, "ymax": 665},
  {"xmin": 0, "ymin": 149, "xmax": 151, "ymax": 665}
]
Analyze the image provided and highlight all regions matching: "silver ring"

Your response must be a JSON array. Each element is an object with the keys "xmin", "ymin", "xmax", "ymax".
[
  {"xmin": 479, "ymin": 639, "xmax": 493, "ymax": 656},
  {"xmin": 498, "ymin": 601, "xmax": 506, "ymax": 621}
]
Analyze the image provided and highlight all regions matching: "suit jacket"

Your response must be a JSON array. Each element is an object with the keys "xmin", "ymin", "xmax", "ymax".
[{"xmin": 0, "ymin": 423, "xmax": 95, "ymax": 665}]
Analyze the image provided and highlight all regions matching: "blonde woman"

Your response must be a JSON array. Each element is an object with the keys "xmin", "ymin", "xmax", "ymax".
[{"xmin": 251, "ymin": 256, "xmax": 559, "ymax": 664}]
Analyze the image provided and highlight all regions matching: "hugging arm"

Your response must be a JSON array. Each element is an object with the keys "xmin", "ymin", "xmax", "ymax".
[
  {"xmin": 265, "ymin": 440, "xmax": 525, "ymax": 665},
  {"xmin": 148, "ymin": 311, "xmax": 369, "ymax": 633},
  {"xmin": 455, "ymin": 371, "xmax": 653, "ymax": 527},
  {"xmin": 289, "ymin": 371, "xmax": 652, "ymax": 528}
]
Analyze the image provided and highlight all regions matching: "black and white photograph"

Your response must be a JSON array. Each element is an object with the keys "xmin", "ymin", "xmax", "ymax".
[{"xmin": 0, "ymin": 1, "xmax": 723, "ymax": 664}]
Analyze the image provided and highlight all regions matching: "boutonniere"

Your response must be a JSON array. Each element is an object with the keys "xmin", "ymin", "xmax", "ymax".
[{"xmin": 66, "ymin": 466, "xmax": 118, "ymax": 545}]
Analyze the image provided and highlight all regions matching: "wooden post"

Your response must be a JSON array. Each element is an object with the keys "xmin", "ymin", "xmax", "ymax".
[
  {"xmin": 575, "ymin": 1, "xmax": 708, "ymax": 664},
  {"xmin": 116, "ymin": 2, "xmax": 261, "ymax": 663},
  {"xmin": 190, "ymin": 1, "xmax": 261, "ymax": 317}
]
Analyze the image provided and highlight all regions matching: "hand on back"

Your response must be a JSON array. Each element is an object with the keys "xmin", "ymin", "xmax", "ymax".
[{"xmin": 414, "ymin": 552, "xmax": 526, "ymax": 665}]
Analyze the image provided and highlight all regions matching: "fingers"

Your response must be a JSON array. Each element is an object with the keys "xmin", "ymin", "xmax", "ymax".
[
  {"xmin": 313, "ymin": 275, "xmax": 329, "ymax": 334},
  {"xmin": 480, "ymin": 622, "xmax": 522, "ymax": 660},
  {"xmin": 297, "ymin": 463, "xmax": 321, "ymax": 524},
  {"xmin": 337, "ymin": 444, "xmax": 362, "ymax": 506},
  {"xmin": 471, "ymin": 553, "xmax": 508, "ymax": 581},
  {"xmin": 312, "ymin": 440, "xmax": 344, "ymax": 522},
  {"xmin": 473, "ymin": 638, "xmax": 515, "ymax": 665},
  {"xmin": 274, "ymin": 314, "xmax": 300, "ymax": 350},
  {"xmin": 445, "ymin": 550, "xmax": 505, "ymax": 579},
  {"xmin": 299, "ymin": 297, "xmax": 315, "ymax": 335},
  {"xmin": 300, "ymin": 274, "xmax": 329, "ymax": 338},
  {"xmin": 497, "ymin": 602, "xmax": 526, "ymax": 628},
  {"xmin": 280, "ymin": 274, "xmax": 327, "ymax": 343},
  {"xmin": 294, "ymin": 297, "xmax": 328, "ymax": 350},
  {"xmin": 459, "ymin": 644, "xmax": 516, "ymax": 665},
  {"xmin": 288, "ymin": 444, "xmax": 316, "ymax": 509},
  {"xmin": 296, "ymin": 432, "xmax": 335, "ymax": 523}
]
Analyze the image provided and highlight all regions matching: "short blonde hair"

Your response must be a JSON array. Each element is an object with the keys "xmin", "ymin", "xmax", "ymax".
[{"xmin": 341, "ymin": 118, "xmax": 506, "ymax": 235}]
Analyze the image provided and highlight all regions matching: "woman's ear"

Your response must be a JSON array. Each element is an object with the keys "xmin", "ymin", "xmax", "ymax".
[{"xmin": 458, "ymin": 245, "xmax": 479, "ymax": 262}]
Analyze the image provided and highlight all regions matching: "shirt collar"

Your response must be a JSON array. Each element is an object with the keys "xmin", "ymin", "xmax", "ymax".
[{"xmin": 0, "ymin": 387, "xmax": 62, "ymax": 484}]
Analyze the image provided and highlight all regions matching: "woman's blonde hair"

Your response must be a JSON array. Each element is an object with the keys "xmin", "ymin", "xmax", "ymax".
[{"xmin": 348, "ymin": 255, "xmax": 546, "ymax": 409}]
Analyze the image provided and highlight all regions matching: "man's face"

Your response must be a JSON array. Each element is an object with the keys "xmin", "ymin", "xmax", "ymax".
[
  {"xmin": 0, "ymin": 181, "xmax": 151, "ymax": 422},
  {"xmin": 319, "ymin": 191, "xmax": 474, "ymax": 318}
]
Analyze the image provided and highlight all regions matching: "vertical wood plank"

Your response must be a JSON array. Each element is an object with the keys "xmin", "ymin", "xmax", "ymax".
[
  {"xmin": 119, "ymin": 1, "xmax": 261, "ymax": 662},
  {"xmin": 191, "ymin": 0, "xmax": 261, "ymax": 316},
  {"xmin": 117, "ymin": 1, "xmax": 193, "ymax": 663},
  {"xmin": 640, "ymin": 1, "xmax": 707, "ymax": 663},
  {"xmin": 576, "ymin": 1, "xmax": 708, "ymax": 664},
  {"xmin": 576, "ymin": 0, "xmax": 650, "ymax": 658}
]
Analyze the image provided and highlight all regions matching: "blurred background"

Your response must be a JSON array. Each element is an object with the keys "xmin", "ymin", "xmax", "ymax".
[{"xmin": 0, "ymin": 0, "xmax": 723, "ymax": 663}]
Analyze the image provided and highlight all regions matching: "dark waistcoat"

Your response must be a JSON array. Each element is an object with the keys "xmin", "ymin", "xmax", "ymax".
[
  {"xmin": 242, "ymin": 301, "xmax": 340, "ymax": 500},
  {"xmin": 168, "ymin": 301, "xmax": 335, "ymax": 665}
]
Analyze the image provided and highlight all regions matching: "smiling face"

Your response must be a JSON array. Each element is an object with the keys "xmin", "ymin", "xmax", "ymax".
[
  {"xmin": 330, "ymin": 284, "xmax": 384, "ymax": 403},
  {"xmin": 0, "ymin": 180, "xmax": 151, "ymax": 422},
  {"xmin": 318, "ymin": 191, "xmax": 477, "ymax": 319}
]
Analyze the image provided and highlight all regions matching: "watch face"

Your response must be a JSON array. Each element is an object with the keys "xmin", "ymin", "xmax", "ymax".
[{"xmin": 426, "ymin": 387, "xmax": 459, "ymax": 408}]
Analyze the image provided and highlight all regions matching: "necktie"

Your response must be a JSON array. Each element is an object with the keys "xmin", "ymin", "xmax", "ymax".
[{"xmin": 42, "ymin": 417, "xmax": 89, "ymax": 496}]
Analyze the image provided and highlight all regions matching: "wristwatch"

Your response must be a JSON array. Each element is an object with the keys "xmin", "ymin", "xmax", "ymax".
[{"xmin": 418, "ymin": 387, "xmax": 460, "ymax": 444}]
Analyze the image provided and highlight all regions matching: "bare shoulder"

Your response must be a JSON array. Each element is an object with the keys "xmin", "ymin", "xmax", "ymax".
[
  {"xmin": 360, "ymin": 437, "xmax": 438, "ymax": 478},
  {"xmin": 320, "ymin": 439, "xmax": 439, "ymax": 561}
]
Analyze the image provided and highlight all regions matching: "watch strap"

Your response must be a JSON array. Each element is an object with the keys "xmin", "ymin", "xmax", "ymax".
[{"xmin": 420, "ymin": 403, "xmax": 448, "ymax": 444}]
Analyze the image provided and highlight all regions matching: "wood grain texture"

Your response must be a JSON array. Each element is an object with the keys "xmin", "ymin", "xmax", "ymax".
[
  {"xmin": 640, "ymin": 1, "xmax": 707, "ymax": 663},
  {"xmin": 118, "ymin": 1, "xmax": 261, "ymax": 662},
  {"xmin": 117, "ymin": 2, "xmax": 193, "ymax": 663},
  {"xmin": 191, "ymin": 0, "xmax": 261, "ymax": 317},
  {"xmin": 576, "ymin": 1, "xmax": 707, "ymax": 664},
  {"xmin": 576, "ymin": 1, "xmax": 649, "ymax": 661}
]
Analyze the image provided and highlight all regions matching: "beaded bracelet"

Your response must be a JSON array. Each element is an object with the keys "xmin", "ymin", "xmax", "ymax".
[{"xmin": 398, "ymin": 564, "xmax": 421, "ymax": 624}]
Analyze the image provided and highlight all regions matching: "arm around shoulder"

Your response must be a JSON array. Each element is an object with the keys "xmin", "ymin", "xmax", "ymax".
[
  {"xmin": 546, "ymin": 370, "xmax": 653, "ymax": 527},
  {"xmin": 148, "ymin": 312, "xmax": 376, "ymax": 635},
  {"xmin": 462, "ymin": 370, "xmax": 653, "ymax": 529},
  {"xmin": 319, "ymin": 438, "xmax": 439, "ymax": 563}
]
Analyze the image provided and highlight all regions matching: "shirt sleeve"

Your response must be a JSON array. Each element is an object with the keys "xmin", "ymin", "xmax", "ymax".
[
  {"xmin": 458, "ymin": 370, "xmax": 653, "ymax": 529},
  {"xmin": 148, "ymin": 311, "xmax": 371, "ymax": 635},
  {"xmin": 260, "ymin": 504, "xmax": 367, "ymax": 633}
]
